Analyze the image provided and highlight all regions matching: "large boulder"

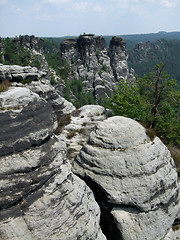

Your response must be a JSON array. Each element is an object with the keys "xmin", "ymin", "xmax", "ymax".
[
  {"xmin": 0, "ymin": 87, "xmax": 106, "ymax": 240},
  {"xmin": 60, "ymin": 105, "xmax": 107, "ymax": 162},
  {"xmin": 0, "ymin": 135, "xmax": 106, "ymax": 240},
  {"xmin": 0, "ymin": 64, "xmax": 46, "ymax": 82},
  {"xmin": 73, "ymin": 116, "xmax": 180, "ymax": 240},
  {"xmin": 0, "ymin": 87, "xmax": 57, "ymax": 156},
  {"xmin": 26, "ymin": 79, "xmax": 76, "ymax": 118}
]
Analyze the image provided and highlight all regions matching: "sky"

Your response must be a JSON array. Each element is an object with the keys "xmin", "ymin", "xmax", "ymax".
[{"xmin": 0, "ymin": 0, "xmax": 180, "ymax": 37}]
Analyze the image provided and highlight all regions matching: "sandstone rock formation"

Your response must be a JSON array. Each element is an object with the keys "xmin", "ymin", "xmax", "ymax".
[
  {"xmin": 0, "ymin": 64, "xmax": 46, "ymax": 82},
  {"xmin": 60, "ymin": 104, "xmax": 107, "ymax": 162},
  {"xmin": 60, "ymin": 34, "xmax": 135, "ymax": 100},
  {"xmin": 0, "ymin": 87, "xmax": 106, "ymax": 240},
  {"xmin": 0, "ymin": 87, "xmax": 57, "ymax": 156},
  {"xmin": 26, "ymin": 78, "xmax": 76, "ymax": 118},
  {"xmin": 109, "ymin": 36, "xmax": 135, "ymax": 81},
  {"xmin": 73, "ymin": 116, "xmax": 180, "ymax": 240},
  {"xmin": 13, "ymin": 35, "xmax": 44, "ymax": 54},
  {"xmin": 0, "ymin": 64, "xmax": 76, "ymax": 118}
]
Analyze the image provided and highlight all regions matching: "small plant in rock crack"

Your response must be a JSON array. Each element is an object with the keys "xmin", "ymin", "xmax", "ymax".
[
  {"xmin": 0, "ymin": 80, "xmax": 11, "ymax": 92},
  {"xmin": 55, "ymin": 114, "xmax": 71, "ymax": 134},
  {"xmin": 67, "ymin": 130, "xmax": 76, "ymax": 139}
]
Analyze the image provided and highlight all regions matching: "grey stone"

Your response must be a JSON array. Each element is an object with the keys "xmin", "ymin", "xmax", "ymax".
[
  {"xmin": 0, "ymin": 135, "xmax": 106, "ymax": 240},
  {"xmin": 60, "ymin": 34, "xmax": 135, "ymax": 100},
  {"xmin": 13, "ymin": 35, "xmax": 44, "ymax": 54},
  {"xmin": 0, "ymin": 90, "xmax": 106, "ymax": 239},
  {"xmin": 0, "ymin": 87, "xmax": 57, "ymax": 156},
  {"xmin": 73, "ymin": 116, "xmax": 180, "ymax": 240},
  {"xmin": 0, "ymin": 65, "xmax": 46, "ymax": 82},
  {"xmin": 26, "ymin": 79, "xmax": 76, "ymax": 118},
  {"xmin": 60, "ymin": 105, "xmax": 107, "ymax": 162}
]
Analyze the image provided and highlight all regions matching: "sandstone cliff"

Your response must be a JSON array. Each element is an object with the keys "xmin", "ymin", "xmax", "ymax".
[
  {"xmin": 0, "ymin": 62, "xmax": 180, "ymax": 240},
  {"xmin": 73, "ymin": 116, "xmax": 180, "ymax": 240},
  {"xmin": 13, "ymin": 35, "xmax": 44, "ymax": 54},
  {"xmin": 0, "ymin": 84, "xmax": 106, "ymax": 240},
  {"xmin": 60, "ymin": 34, "xmax": 135, "ymax": 100}
]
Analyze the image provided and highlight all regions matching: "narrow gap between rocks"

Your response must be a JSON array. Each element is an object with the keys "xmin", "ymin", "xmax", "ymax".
[{"xmin": 80, "ymin": 176, "xmax": 123, "ymax": 240}]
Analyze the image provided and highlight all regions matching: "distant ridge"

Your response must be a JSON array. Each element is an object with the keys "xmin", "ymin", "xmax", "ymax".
[
  {"xmin": 42, "ymin": 31, "xmax": 180, "ymax": 49},
  {"xmin": 121, "ymin": 31, "xmax": 180, "ymax": 42}
]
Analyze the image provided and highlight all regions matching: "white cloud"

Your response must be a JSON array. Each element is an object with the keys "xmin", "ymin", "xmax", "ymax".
[
  {"xmin": 160, "ymin": 0, "xmax": 177, "ymax": 8},
  {"xmin": 32, "ymin": 4, "xmax": 42, "ymax": 13},
  {"xmin": 0, "ymin": 0, "xmax": 8, "ymax": 6},
  {"xmin": 93, "ymin": 4, "xmax": 104, "ymax": 13},
  {"xmin": 11, "ymin": 5, "xmax": 27, "ymax": 16},
  {"xmin": 35, "ymin": 14, "xmax": 53, "ymax": 21},
  {"xmin": 73, "ymin": 1, "xmax": 88, "ymax": 11},
  {"xmin": 44, "ymin": 0, "xmax": 72, "ymax": 4}
]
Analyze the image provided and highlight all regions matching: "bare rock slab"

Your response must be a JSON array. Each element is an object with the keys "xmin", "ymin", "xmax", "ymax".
[
  {"xmin": 73, "ymin": 116, "xmax": 180, "ymax": 240},
  {"xmin": 0, "ymin": 87, "xmax": 57, "ymax": 156}
]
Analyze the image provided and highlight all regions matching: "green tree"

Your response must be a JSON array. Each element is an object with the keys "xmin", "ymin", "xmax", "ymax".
[
  {"xmin": 107, "ymin": 63, "xmax": 180, "ymax": 145},
  {"xmin": 107, "ymin": 80, "xmax": 149, "ymax": 122}
]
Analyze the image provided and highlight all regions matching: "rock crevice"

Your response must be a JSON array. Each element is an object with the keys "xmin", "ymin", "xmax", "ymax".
[
  {"xmin": 60, "ymin": 34, "xmax": 135, "ymax": 100},
  {"xmin": 73, "ymin": 116, "xmax": 180, "ymax": 240}
]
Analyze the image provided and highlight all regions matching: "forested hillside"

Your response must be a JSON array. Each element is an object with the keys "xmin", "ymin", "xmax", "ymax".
[
  {"xmin": 0, "ymin": 37, "xmax": 42, "ymax": 69},
  {"xmin": 42, "ymin": 32, "xmax": 180, "ymax": 86},
  {"xmin": 127, "ymin": 39, "xmax": 180, "ymax": 85},
  {"xmin": 0, "ymin": 35, "xmax": 179, "ymax": 147}
]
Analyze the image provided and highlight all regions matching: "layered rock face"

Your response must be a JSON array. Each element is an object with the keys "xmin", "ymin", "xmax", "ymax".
[
  {"xmin": 13, "ymin": 35, "xmax": 44, "ymax": 54},
  {"xmin": 60, "ymin": 105, "xmax": 107, "ymax": 162},
  {"xmin": 0, "ymin": 87, "xmax": 106, "ymax": 240},
  {"xmin": 0, "ymin": 87, "xmax": 57, "ymax": 156},
  {"xmin": 26, "ymin": 78, "xmax": 76, "ymax": 118},
  {"xmin": 109, "ymin": 37, "xmax": 135, "ymax": 80},
  {"xmin": 0, "ymin": 64, "xmax": 46, "ymax": 83},
  {"xmin": 60, "ymin": 34, "xmax": 135, "ymax": 100},
  {"xmin": 0, "ymin": 64, "xmax": 76, "ymax": 118},
  {"xmin": 73, "ymin": 116, "xmax": 180, "ymax": 240}
]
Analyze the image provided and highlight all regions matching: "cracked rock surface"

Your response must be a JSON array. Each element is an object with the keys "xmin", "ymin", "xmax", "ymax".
[
  {"xmin": 0, "ymin": 64, "xmax": 46, "ymax": 82},
  {"xmin": 73, "ymin": 116, "xmax": 180, "ymax": 240},
  {"xmin": 0, "ymin": 87, "xmax": 106, "ymax": 240},
  {"xmin": 0, "ymin": 87, "xmax": 57, "ymax": 156},
  {"xmin": 60, "ymin": 104, "xmax": 107, "ymax": 162}
]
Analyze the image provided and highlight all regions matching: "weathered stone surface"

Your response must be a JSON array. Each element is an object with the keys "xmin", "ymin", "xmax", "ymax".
[
  {"xmin": 0, "ymin": 64, "xmax": 46, "ymax": 82},
  {"xmin": 60, "ymin": 38, "xmax": 78, "ymax": 64},
  {"xmin": 60, "ymin": 34, "xmax": 135, "ymax": 100},
  {"xmin": 109, "ymin": 36, "xmax": 135, "ymax": 81},
  {"xmin": 0, "ymin": 87, "xmax": 57, "ymax": 156},
  {"xmin": 0, "ymin": 89, "xmax": 106, "ymax": 239},
  {"xmin": 0, "ymin": 135, "xmax": 106, "ymax": 240},
  {"xmin": 60, "ymin": 105, "xmax": 107, "ymax": 162},
  {"xmin": 163, "ymin": 227, "xmax": 180, "ymax": 240},
  {"xmin": 13, "ymin": 35, "xmax": 44, "ymax": 53},
  {"xmin": 0, "ymin": 64, "xmax": 76, "ymax": 119},
  {"xmin": 73, "ymin": 116, "xmax": 180, "ymax": 240},
  {"xmin": 26, "ymin": 79, "xmax": 76, "ymax": 118}
]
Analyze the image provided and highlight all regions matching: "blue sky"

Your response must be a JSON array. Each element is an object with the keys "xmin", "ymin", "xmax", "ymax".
[{"xmin": 0, "ymin": 0, "xmax": 180, "ymax": 37}]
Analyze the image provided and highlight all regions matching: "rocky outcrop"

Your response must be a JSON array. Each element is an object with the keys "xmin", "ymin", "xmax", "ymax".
[
  {"xmin": 60, "ymin": 105, "xmax": 108, "ymax": 162},
  {"xmin": 109, "ymin": 37, "xmax": 135, "ymax": 81},
  {"xmin": 73, "ymin": 116, "xmax": 180, "ymax": 240},
  {"xmin": 0, "ymin": 64, "xmax": 46, "ymax": 82},
  {"xmin": 0, "ymin": 38, "xmax": 4, "ymax": 62},
  {"xmin": 0, "ymin": 87, "xmax": 57, "ymax": 156},
  {"xmin": 26, "ymin": 78, "xmax": 76, "ymax": 118},
  {"xmin": 0, "ymin": 87, "xmax": 106, "ymax": 240},
  {"xmin": 13, "ymin": 35, "xmax": 44, "ymax": 54},
  {"xmin": 60, "ymin": 38, "xmax": 78, "ymax": 64},
  {"xmin": 0, "ymin": 64, "xmax": 76, "ymax": 118},
  {"xmin": 60, "ymin": 34, "xmax": 135, "ymax": 100}
]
